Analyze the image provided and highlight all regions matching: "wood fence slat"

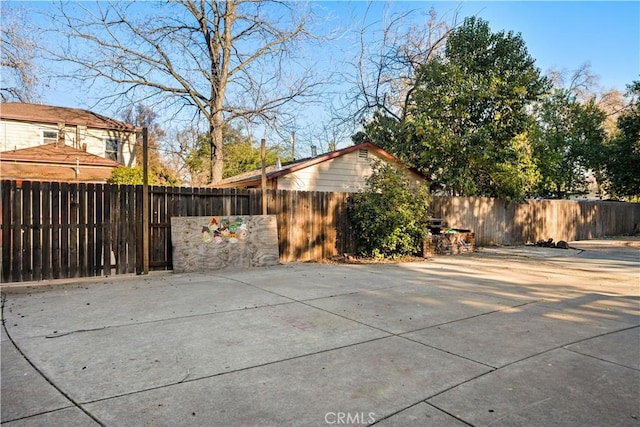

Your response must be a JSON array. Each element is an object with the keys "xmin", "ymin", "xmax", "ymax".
[
  {"xmin": 10, "ymin": 181, "xmax": 21, "ymax": 282},
  {"xmin": 41, "ymin": 182, "xmax": 51, "ymax": 280},
  {"xmin": 103, "ymin": 185, "xmax": 111, "ymax": 276},
  {"xmin": 127, "ymin": 185, "xmax": 136, "ymax": 273},
  {"xmin": 21, "ymin": 181, "xmax": 32, "ymax": 281},
  {"xmin": 95, "ymin": 184, "xmax": 104, "ymax": 276},
  {"xmin": 149, "ymin": 186, "xmax": 161, "ymax": 268},
  {"xmin": 87, "ymin": 184, "xmax": 95, "ymax": 277},
  {"xmin": 69, "ymin": 183, "xmax": 78, "ymax": 278},
  {"xmin": 78, "ymin": 183, "xmax": 88, "ymax": 277},
  {"xmin": 163, "ymin": 186, "xmax": 172, "ymax": 268},
  {"xmin": 2, "ymin": 181, "xmax": 13, "ymax": 282},
  {"xmin": 60, "ymin": 183, "xmax": 70, "ymax": 278},
  {"xmin": 51, "ymin": 182, "xmax": 61, "ymax": 279},
  {"xmin": 32, "ymin": 181, "xmax": 42, "ymax": 281},
  {"xmin": 116, "ymin": 186, "xmax": 126, "ymax": 274}
]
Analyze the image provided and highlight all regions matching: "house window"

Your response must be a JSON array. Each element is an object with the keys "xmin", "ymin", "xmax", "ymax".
[
  {"xmin": 105, "ymin": 138, "xmax": 119, "ymax": 161},
  {"xmin": 41, "ymin": 130, "xmax": 58, "ymax": 145}
]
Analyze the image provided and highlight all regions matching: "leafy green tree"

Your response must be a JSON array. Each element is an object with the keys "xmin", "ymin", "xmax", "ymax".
[
  {"xmin": 108, "ymin": 166, "xmax": 150, "ymax": 185},
  {"xmin": 411, "ymin": 17, "xmax": 548, "ymax": 198},
  {"xmin": 356, "ymin": 17, "xmax": 549, "ymax": 200},
  {"xmin": 185, "ymin": 125, "xmax": 291, "ymax": 181},
  {"xmin": 531, "ymin": 89, "xmax": 606, "ymax": 198},
  {"xmin": 602, "ymin": 81, "xmax": 640, "ymax": 199},
  {"xmin": 349, "ymin": 161, "xmax": 431, "ymax": 259}
]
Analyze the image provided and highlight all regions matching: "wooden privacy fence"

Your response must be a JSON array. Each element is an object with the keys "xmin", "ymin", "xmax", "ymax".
[
  {"xmin": 431, "ymin": 196, "xmax": 640, "ymax": 246},
  {"xmin": 0, "ymin": 181, "xmax": 355, "ymax": 283},
  {"xmin": 1, "ymin": 180, "xmax": 638, "ymax": 283}
]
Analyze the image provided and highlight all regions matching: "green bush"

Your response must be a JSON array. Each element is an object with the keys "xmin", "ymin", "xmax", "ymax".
[
  {"xmin": 108, "ymin": 166, "xmax": 154, "ymax": 185},
  {"xmin": 349, "ymin": 161, "xmax": 431, "ymax": 258}
]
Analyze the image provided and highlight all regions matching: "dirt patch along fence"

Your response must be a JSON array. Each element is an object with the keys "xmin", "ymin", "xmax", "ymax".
[
  {"xmin": 431, "ymin": 196, "xmax": 640, "ymax": 246},
  {"xmin": 1, "ymin": 179, "xmax": 638, "ymax": 283}
]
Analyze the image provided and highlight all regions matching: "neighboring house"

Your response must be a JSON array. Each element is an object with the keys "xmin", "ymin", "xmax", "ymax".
[
  {"xmin": 0, "ymin": 103, "xmax": 138, "ymax": 168},
  {"xmin": 0, "ymin": 143, "xmax": 122, "ymax": 183},
  {"xmin": 218, "ymin": 142, "xmax": 428, "ymax": 192}
]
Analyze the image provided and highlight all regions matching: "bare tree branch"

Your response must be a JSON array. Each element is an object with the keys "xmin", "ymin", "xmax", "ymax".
[
  {"xmin": 335, "ymin": 5, "xmax": 460, "ymax": 130},
  {"xmin": 44, "ymin": 0, "xmax": 325, "ymax": 183},
  {"xmin": 1, "ymin": 6, "xmax": 42, "ymax": 102}
]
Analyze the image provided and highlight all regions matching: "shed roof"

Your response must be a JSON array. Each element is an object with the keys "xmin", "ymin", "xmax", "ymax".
[{"xmin": 0, "ymin": 103, "xmax": 138, "ymax": 132}]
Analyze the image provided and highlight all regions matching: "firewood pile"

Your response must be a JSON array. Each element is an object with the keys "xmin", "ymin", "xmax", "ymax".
[{"xmin": 423, "ymin": 220, "xmax": 475, "ymax": 257}]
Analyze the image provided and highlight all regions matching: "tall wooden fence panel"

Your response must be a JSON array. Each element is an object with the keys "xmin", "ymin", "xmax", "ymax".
[
  {"xmin": 430, "ymin": 197, "xmax": 640, "ymax": 246},
  {"xmin": 0, "ymin": 181, "xmax": 135, "ymax": 283},
  {"xmin": 0, "ymin": 182, "xmax": 356, "ymax": 282},
  {"xmin": 2, "ymin": 179, "xmax": 638, "ymax": 284}
]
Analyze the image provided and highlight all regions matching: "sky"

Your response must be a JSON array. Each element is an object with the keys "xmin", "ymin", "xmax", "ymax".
[
  {"xmin": 5, "ymin": 1, "xmax": 639, "ymax": 153},
  {"xmin": 452, "ymin": 1, "xmax": 639, "ymax": 92},
  {"xmin": 321, "ymin": 1, "xmax": 638, "ymax": 92}
]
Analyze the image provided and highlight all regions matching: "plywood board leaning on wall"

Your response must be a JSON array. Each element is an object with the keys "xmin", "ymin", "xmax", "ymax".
[{"xmin": 170, "ymin": 215, "xmax": 279, "ymax": 272}]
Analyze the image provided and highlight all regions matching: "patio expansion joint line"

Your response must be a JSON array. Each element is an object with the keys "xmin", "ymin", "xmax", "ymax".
[
  {"xmin": 370, "ymin": 400, "xmax": 476, "ymax": 427},
  {"xmin": 399, "ymin": 335, "xmax": 497, "ymax": 370},
  {"xmin": 208, "ymin": 274, "xmax": 402, "ymax": 336},
  {"xmin": 0, "ymin": 406, "xmax": 78, "ymax": 425},
  {"xmin": 0, "ymin": 296, "xmax": 106, "ymax": 427},
  {"xmin": 421, "ymin": 367, "xmax": 502, "ymax": 409},
  {"xmin": 563, "ymin": 346, "xmax": 640, "ymax": 372},
  {"xmin": 562, "ymin": 324, "xmax": 640, "ymax": 372},
  {"xmin": 398, "ymin": 299, "xmax": 544, "ymax": 335},
  {"xmin": 497, "ymin": 323, "xmax": 640, "ymax": 372},
  {"xmin": 403, "ymin": 324, "xmax": 640, "ymax": 410},
  {"xmin": 215, "ymin": 277, "xmax": 523, "ymax": 371}
]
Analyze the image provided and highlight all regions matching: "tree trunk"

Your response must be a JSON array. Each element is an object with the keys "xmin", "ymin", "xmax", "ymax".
[{"xmin": 209, "ymin": 115, "xmax": 224, "ymax": 185}]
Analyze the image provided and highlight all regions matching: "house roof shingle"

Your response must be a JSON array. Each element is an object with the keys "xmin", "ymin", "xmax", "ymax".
[
  {"xmin": 0, "ymin": 103, "xmax": 138, "ymax": 132},
  {"xmin": 0, "ymin": 143, "xmax": 121, "ymax": 167},
  {"xmin": 0, "ymin": 143, "xmax": 121, "ymax": 183}
]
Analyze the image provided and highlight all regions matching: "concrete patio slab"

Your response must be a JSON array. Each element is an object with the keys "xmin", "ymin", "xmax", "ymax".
[
  {"xmin": 565, "ymin": 326, "xmax": 640, "ymax": 370},
  {"xmin": 1, "ymin": 336, "xmax": 72, "ymax": 423},
  {"xmin": 84, "ymin": 337, "xmax": 490, "ymax": 426},
  {"xmin": 536, "ymin": 293, "xmax": 640, "ymax": 325},
  {"xmin": 427, "ymin": 348, "xmax": 640, "ymax": 426},
  {"xmin": 2, "ymin": 274, "xmax": 291, "ymax": 340},
  {"xmin": 1, "ymin": 238, "xmax": 638, "ymax": 426},
  {"xmin": 233, "ymin": 262, "xmax": 413, "ymax": 300},
  {"xmin": 306, "ymin": 283, "xmax": 523, "ymax": 334},
  {"xmin": 14, "ymin": 301, "xmax": 389, "ymax": 403},
  {"xmin": 403, "ymin": 301, "xmax": 635, "ymax": 368}
]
